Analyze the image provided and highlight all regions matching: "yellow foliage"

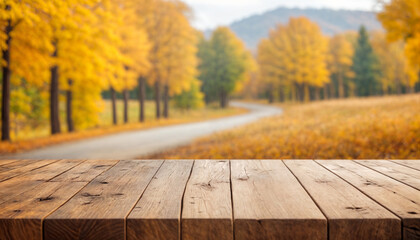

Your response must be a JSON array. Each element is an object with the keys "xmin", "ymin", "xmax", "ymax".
[
  {"xmin": 327, "ymin": 33, "xmax": 355, "ymax": 97},
  {"xmin": 258, "ymin": 17, "xmax": 329, "ymax": 102},
  {"xmin": 370, "ymin": 31, "xmax": 419, "ymax": 91},
  {"xmin": 144, "ymin": 0, "xmax": 198, "ymax": 96},
  {"xmin": 152, "ymin": 94, "xmax": 420, "ymax": 159},
  {"xmin": 378, "ymin": 0, "xmax": 420, "ymax": 79}
]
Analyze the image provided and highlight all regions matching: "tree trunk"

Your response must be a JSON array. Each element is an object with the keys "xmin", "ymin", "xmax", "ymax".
[
  {"xmin": 295, "ymin": 83, "xmax": 301, "ymax": 102},
  {"xmin": 66, "ymin": 80, "xmax": 74, "ymax": 132},
  {"xmin": 111, "ymin": 87, "xmax": 117, "ymax": 125},
  {"xmin": 303, "ymin": 83, "xmax": 310, "ymax": 102},
  {"xmin": 291, "ymin": 84, "xmax": 296, "ymax": 102},
  {"xmin": 279, "ymin": 88, "xmax": 285, "ymax": 102},
  {"xmin": 338, "ymin": 73, "xmax": 344, "ymax": 98},
  {"xmin": 163, "ymin": 85, "xmax": 169, "ymax": 118},
  {"xmin": 138, "ymin": 77, "xmax": 145, "ymax": 122},
  {"xmin": 329, "ymin": 83, "xmax": 336, "ymax": 99},
  {"xmin": 220, "ymin": 90, "xmax": 228, "ymax": 108},
  {"xmin": 123, "ymin": 89, "xmax": 128, "ymax": 124},
  {"xmin": 408, "ymin": 85, "xmax": 414, "ymax": 94},
  {"xmin": 268, "ymin": 90, "xmax": 274, "ymax": 103},
  {"xmin": 1, "ymin": 15, "xmax": 12, "ymax": 141},
  {"xmin": 314, "ymin": 88, "xmax": 320, "ymax": 101},
  {"xmin": 323, "ymin": 84, "xmax": 329, "ymax": 100},
  {"xmin": 395, "ymin": 83, "xmax": 402, "ymax": 95},
  {"xmin": 50, "ymin": 43, "xmax": 61, "ymax": 135},
  {"xmin": 154, "ymin": 81, "xmax": 161, "ymax": 119}
]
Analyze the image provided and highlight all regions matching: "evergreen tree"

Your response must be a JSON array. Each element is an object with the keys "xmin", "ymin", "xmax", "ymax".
[{"xmin": 352, "ymin": 26, "xmax": 381, "ymax": 97}]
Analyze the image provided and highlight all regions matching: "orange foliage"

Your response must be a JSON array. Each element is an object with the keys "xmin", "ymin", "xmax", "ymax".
[{"xmin": 152, "ymin": 94, "xmax": 420, "ymax": 159}]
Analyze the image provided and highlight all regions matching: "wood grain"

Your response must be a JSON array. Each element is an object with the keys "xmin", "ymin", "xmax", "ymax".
[
  {"xmin": 0, "ymin": 160, "xmax": 83, "ymax": 204},
  {"xmin": 127, "ymin": 160, "xmax": 193, "ymax": 240},
  {"xmin": 182, "ymin": 160, "xmax": 232, "ymax": 240},
  {"xmin": 0, "ymin": 159, "xmax": 57, "ymax": 182},
  {"xmin": 0, "ymin": 159, "xmax": 18, "ymax": 167},
  {"xmin": 0, "ymin": 160, "xmax": 37, "ymax": 172},
  {"xmin": 356, "ymin": 160, "xmax": 420, "ymax": 190},
  {"xmin": 0, "ymin": 181, "xmax": 87, "ymax": 240},
  {"xmin": 50, "ymin": 159, "xmax": 118, "ymax": 182},
  {"xmin": 44, "ymin": 160, "xmax": 163, "ymax": 240},
  {"xmin": 284, "ymin": 160, "xmax": 400, "ymax": 240},
  {"xmin": 231, "ymin": 160, "xmax": 326, "ymax": 240},
  {"xmin": 318, "ymin": 160, "xmax": 420, "ymax": 240},
  {"xmin": 390, "ymin": 160, "xmax": 420, "ymax": 171}
]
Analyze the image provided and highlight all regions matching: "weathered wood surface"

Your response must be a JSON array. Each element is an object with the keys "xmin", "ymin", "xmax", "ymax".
[
  {"xmin": 231, "ymin": 160, "xmax": 326, "ymax": 240},
  {"xmin": 0, "ymin": 159, "xmax": 418, "ymax": 240},
  {"xmin": 391, "ymin": 160, "xmax": 420, "ymax": 171},
  {"xmin": 0, "ymin": 159, "xmax": 57, "ymax": 182},
  {"xmin": 182, "ymin": 160, "xmax": 233, "ymax": 240},
  {"xmin": 127, "ymin": 160, "xmax": 193, "ymax": 240},
  {"xmin": 285, "ymin": 160, "xmax": 400, "ymax": 240},
  {"xmin": 44, "ymin": 160, "xmax": 163, "ymax": 240},
  {"xmin": 0, "ymin": 159, "xmax": 83, "ymax": 204},
  {"xmin": 318, "ymin": 160, "xmax": 420, "ymax": 240},
  {"xmin": 356, "ymin": 160, "xmax": 420, "ymax": 190}
]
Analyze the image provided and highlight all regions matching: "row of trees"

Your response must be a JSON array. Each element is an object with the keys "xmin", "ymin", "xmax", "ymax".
[
  {"xmin": 0, "ymin": 0, "xmax": 200, "ymax": 141},
  {"xmin": 257, "ymin": 15, "xmax": 419, "ymax": 103},
  {"xmin": 1, "ymin": 0, "xmax": 418, "ymax": 142}
]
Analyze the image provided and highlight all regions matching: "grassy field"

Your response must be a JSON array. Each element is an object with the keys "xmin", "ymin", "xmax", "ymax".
[
  {"xmin": 0, "ymin": 100, "xmax": 245, "ymax": 154},
  {"xmin": 151, "ymin": 94, "xmax": 420, "ymax": 159}
]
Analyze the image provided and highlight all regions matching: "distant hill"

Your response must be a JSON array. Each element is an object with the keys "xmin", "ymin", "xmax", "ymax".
[{"xmin": 227, "ymin": 7, "xmax": 382, "ymax": 50}]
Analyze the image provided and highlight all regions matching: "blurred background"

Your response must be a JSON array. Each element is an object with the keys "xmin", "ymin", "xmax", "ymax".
[{"xmin": 0, "ymin": 0, "xmax": 419, "ymax": 159}]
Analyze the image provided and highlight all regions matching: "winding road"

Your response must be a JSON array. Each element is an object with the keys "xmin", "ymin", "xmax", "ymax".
[{"xmin": 4, "ymin": 102, "xmax": 282, "ymax": 160}]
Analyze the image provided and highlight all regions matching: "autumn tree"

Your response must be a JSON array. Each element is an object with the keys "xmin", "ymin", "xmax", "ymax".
[
  {"xmin": 115, "ymin": 0, "xmax": 150, "ymax": 123},
  {"xmin": 328, "ymin": 34, "xmax": 355, "ymax": 98},
  {"xmin": 56, "ymin": 1, "xmax": 109, "ymax": 132},
  {"xmin": 371, "ymin": 32, "xmax": 419, "ymax": 94},
  {"xmin": 198, "ymin": 27, "xmax": 250, "ymax": 108},
  {"xmin": 352, "ymin": 26, "xmax": 381, "ymax": 97},
  {"xmin": 257, "ymin": 17, "xmax": 329, "ymax": 102},
  {"xmin": 0, "ymin": 1, "xmax": 52, "ymax": 141},
  {"xmin": 377, "ymin": 0, "xmax": 420, "ymax": 92},
  {"xmin": 143, "ymin": 0, "xmax": 198, "ymax": 118}
]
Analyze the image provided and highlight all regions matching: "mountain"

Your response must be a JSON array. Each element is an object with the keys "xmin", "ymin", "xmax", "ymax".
[{"xmin": 228, "ymin": 7, "xmax": 382, "ymax": 50}]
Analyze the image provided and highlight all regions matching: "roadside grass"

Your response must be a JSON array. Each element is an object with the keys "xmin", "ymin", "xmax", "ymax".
[
  {"xmin": 150, "ymin": 94, "xmax": 420, "ymax": 159},
  {"xmin": 0, "ymin": 100, "xmax": 246, "ymax": 154}
]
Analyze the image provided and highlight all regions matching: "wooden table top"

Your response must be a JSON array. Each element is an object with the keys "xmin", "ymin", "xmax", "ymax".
[{"xmin": 0, "ymin": 159, "xmax": 418, "ymax": 240}]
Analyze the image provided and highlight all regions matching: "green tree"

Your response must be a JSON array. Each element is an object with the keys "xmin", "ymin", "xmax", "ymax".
[
  {"xmin": 198, "ymin": 27, "xmax": 249, "ymax": 108},
  {"xmin": 352, "ymin": 26, "xmax": 381, "ymax": 96},
  {"xmin": 173, "ymin": 79, "xmax": 204, "ymax": 110}
]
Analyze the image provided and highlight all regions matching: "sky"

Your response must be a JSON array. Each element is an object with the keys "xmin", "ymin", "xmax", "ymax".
[{"xmin": 183, "ymin": 0, "xmax": 379, "ymax": 30}]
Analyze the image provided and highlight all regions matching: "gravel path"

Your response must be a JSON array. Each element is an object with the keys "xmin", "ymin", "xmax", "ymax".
[{"xmin": 3, "ymin": 102, "xmax": 282, "ymax": 160}]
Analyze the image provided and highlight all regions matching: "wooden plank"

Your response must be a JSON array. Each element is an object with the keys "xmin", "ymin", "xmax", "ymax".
[
  {"xmin": 0, "ymin": 160, "xmax": 83, "ymax": 204},
  {"xmin": 44, "ymin": 160, "xmax": 163, "ymax": 240},
  {"xmin": 318, "ymin": 160, "xmax": 420, "ymax": 240},
  {"xmin": 182, "ymin": 160, "xmax": 232, "ymax": 240},
  {"xmin": 0, "ymin": 181, "xmax": 87, "ymax": 240},
  {"xmin": 0, "ymin": 159, "xmax": 34, "ymax": 171},
  {"xmin": 231, "ymin": 160, "xmax": 326, "ymax": 240},
  {"xmin": 50, "ymin": 160, "xmax": 118, "ymax": 182},
  {"xmin": 0, "ymin": 159, "xmax": 57, "ymax": 182},
  {"xmin": 127, "ymin": 160, "xmax": 194, "ymax": 240},
  {"xmin": 391, "ymin": 160, "xmax": 420, "ymax": 171},
  {"xmin": 284, "ymin": 160, "xmax": 400, "ymax": 240},
  {"xmin": 0, "ymin": 160, "xmax": 54, "ymax": 174},
  {"xmin": 356, "ymin": 160, "xmax": 420, "ymax": 190},
  {"xmin": 0, "ymin": 159, "xmax": 19, "ymax": 167}
]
